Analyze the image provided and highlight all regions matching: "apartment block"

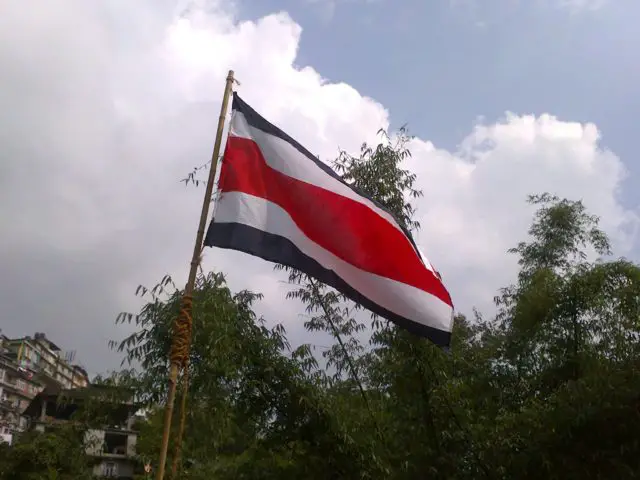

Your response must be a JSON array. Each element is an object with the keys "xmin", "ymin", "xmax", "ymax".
[
  {"xmin": 24, "ymin": 385, "xmax": 141, "ymax": 479},
  {"xmin": 0, "ymin": 354, "xmax": 43, "ymax": 441},
  {"xmin": 0, "ymin": 331, "xmax": 90, "ymax": 442},
  {"xmin": 5, "ymin": 333, "xmax": 89, "ymax": 390}
]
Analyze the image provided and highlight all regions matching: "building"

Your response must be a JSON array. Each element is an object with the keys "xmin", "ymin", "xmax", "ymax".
[
  {"xmin": 0, "ymin": 355, "xmax": 43, "ymax": 438},
  {"xmin": 23, "ymin": 385, "xmax": 141, "ymax": 479},
  {"xmin": 0, "ymin": 331, "xmax": 90, "ymax": 441},
  {"xmin": 0, "ymin": 333, "xmax": 44, "ymax": 443},
  {"xmin": 4, "ymin": 333, "xmax": 89, "ymax": 390}
]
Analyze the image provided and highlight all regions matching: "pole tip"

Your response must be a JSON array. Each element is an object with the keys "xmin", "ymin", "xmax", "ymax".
[{"xmin": 227, "ymin": 70, "xmax": 235, "ymax": 81}]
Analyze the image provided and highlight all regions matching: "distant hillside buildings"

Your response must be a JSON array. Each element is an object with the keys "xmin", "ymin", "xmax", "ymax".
[
  {"xmin": 0, "ymin": 331, "xmax": 90, "ymax": 442},
  {"xmin": 0, "ymin": 332, "xmax": 142, "ymax": 478},
  {"xmin": 24, "ymin": 385, "xmax": 141, "ymax": 478}
]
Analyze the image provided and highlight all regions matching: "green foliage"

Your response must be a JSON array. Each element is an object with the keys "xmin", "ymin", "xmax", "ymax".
[
  {"xmin": 101, "ymin": 130, "xmax": 640, "ymax": 479},
  {"xmin": 0, "ymin": 425, "xmax": 93, "ymax": 480},
  {"xmin": 479, "ymin": 194, "xmax": 640, "ymax": 479},
  {"xmin": 114, "ymin": 272, "xmax": 376, "ymax": 479},
  {"xmin": 0, "ymin": 373, "xmax": 144, "ymax": 479},
  {"xmin": 334, "ymin": 127, "xmax": 422, "ymax": 231},
  {"xmin": 18, "ymin": 128, "xmax": 640, "ymax": 478}
]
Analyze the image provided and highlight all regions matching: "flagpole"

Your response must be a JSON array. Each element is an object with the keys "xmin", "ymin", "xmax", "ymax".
[{"xmin": 155, "ymin": 69, "xmax": 235, "ymax": 480}]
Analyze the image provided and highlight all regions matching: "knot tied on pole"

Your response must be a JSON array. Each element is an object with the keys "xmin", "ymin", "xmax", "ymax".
[{"xmin": 169, "ymin": 294, "xmax": 193, "ymax": 369}]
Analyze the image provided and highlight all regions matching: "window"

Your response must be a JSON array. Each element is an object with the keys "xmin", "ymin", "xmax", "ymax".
[
  {"xmin": 15, "ymin": 380, "xmax": 25, "ymax": 391},
  {"xmin": 103, "ymin": 462, "xmax": 118, "ymax": 477},
  {"xmin": 0, "ymin": 369, "xmax": 5, "ymax": 381},
  {"xmin": 104, "ymin": 432, "xmax": 128, "ymax": 455}
]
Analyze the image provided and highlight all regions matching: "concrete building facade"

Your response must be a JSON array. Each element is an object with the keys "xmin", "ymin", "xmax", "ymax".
[
  {"xmin": 25, "ymin": 386, "xmax": 140, "ymax": 479},
  {"xmin": 0, "ymin": 331, "xmax": 90, "ymax": 443},
  {"xmin": 6, "ymin": 333, "xmax": 89, "ymax": 390},
  {"xmin": 0, "ymin": 356, "xmax": 43, "ymax": 438}
]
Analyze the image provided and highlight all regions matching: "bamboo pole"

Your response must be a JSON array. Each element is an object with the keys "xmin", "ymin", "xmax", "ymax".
[
  {"xmin": 170, "ymin": 366, "xmax": 189, "ymax": 478},
  {"xmin": 155, "ymin": 69, "xmax": 235, "ymax": 480}
]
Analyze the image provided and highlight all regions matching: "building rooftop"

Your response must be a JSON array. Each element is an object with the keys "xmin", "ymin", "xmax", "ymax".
[
  {"xmin": 33, "ymin": 332, "xmax": 61, "ymax": 352},
  {"xmin": 72, "ymin": 365, "xmax": 89, "ymax": 377},
  {"xmin": 23, "ymin": 385, "xmax": 139, "ymax": 423}
]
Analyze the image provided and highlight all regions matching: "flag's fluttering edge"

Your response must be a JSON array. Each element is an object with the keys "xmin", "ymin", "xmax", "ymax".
[{"xmin": 204, "ymin": 93, "xmax": 454, "ymax": 346}]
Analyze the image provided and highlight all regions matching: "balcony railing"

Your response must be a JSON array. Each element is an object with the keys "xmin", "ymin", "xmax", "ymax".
[
  {"xmin": 0, "ymin": 377, "xmax": 13, "ymax": 387},
  {"xmin": 0, "ymin": 399, "xmax": 19, "ymax": 411}
]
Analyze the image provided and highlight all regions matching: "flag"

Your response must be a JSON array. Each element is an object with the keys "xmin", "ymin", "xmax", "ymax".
[{"xmin": 204, "ymin": 93, "xmax": 454, "ymax": 346}]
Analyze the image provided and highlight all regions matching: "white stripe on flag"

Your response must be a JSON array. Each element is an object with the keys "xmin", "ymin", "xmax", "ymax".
[
  {"xmin": 229, "ymin": 111, "xmax": 404, "ymax": 234},
  {"xmin": 215, "ymin": 190, "xmax": 454, "ymax": 333}
]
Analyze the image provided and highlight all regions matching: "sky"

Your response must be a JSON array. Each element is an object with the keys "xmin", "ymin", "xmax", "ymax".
[{"xmin": 1, "ymin": 0, "xmax": 639, "ymax": 375}]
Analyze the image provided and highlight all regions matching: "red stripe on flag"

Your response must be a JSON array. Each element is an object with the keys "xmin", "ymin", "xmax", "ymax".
[{"xmin": 218, "ymin": 135, "xmax": 452, "ymax": 307}]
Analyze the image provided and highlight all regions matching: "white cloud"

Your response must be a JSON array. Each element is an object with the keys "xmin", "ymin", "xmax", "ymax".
[
  {"xmin": 0, "ymin": 0, "xmax": 634, "ymax": 371},
  {"xmin": 407, "ymin": 114, "xmax": 636, "ymax": 314}
]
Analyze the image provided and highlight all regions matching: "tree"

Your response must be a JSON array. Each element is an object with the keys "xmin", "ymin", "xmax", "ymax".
[
  {"xmin": 0, "ymin": 425, "xmax": 93, "ymax": 480},
  {"xmin": 272, "ymin": 134, "xmax": 640, "ymax": 478},
  {"xmin": 117, "ymin": 128, "xmax": 640, "ymax": 479},
  {"xmin": 115, "ymin": 272, "xmax": 376, "ymax": 479},
  {"xmin": 474, "ymin": 194, "xmax": 640, "ymax": 479}
]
